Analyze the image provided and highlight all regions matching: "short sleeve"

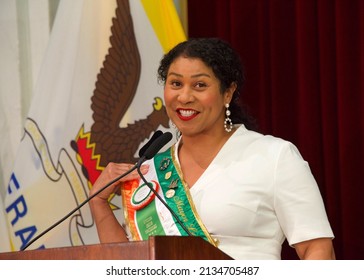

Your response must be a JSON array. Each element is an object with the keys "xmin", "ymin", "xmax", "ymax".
[{"xmin": 273, "ymin": 141, "xmax": 334, "ymax": 245}]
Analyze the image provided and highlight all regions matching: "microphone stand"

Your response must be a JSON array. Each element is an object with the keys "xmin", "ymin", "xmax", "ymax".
[{"xmin": 21, "ymin": 164, "xmax": 138, "ymax": 251}]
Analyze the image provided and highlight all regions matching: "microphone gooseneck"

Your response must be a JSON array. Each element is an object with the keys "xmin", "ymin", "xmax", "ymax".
[
  {"xmin": 21, "ymin": 164, "xmax": 138, "ymax": 251},
  {"xmin": 137, "ymin": 169, "xmax": 193, "ymax": 237}
]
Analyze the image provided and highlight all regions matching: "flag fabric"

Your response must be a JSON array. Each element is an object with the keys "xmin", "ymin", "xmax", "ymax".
[
  {"xmin": 0, "ymin": 198, "xmax": 10, "ymax": 252},
  {"xmin": 3, "ymin": 0, "xmax": 186, "ymax": 251},
  {"xmin": 0, "ymin": 0, "xmax": 23, "ymax": 253}
]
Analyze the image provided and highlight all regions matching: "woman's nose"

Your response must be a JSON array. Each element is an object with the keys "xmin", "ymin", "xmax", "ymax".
[{"xmin": 177, "ymin": 87, "xmax": 194, "ymax": 103}]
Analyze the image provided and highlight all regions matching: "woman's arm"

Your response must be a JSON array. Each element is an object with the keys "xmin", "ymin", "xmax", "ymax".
[
  {"xmin": 294, "ymin": 238, "xmax": 336, "ymax": 260},
  {"xmin": 89, "ymin": 195, "xmax": 128, "ymax": 243},
  {"xmin": 89, "ymin": 162, "xmax": 149, "ymax": 243}
]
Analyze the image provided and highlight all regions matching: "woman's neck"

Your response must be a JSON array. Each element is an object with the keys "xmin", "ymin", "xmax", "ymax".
[{"xmin": 179, "ymin": 128, "xmax": 235, "ymax": 171}]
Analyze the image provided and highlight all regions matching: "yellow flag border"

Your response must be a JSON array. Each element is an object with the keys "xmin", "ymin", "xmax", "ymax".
[{"xmin": 140, "ymin": 0, "xmax": 187, "ymax": 52}]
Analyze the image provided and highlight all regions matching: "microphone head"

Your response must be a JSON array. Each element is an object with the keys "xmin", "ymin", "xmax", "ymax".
[
  {"xmin": 138, "ymin": 130, "xmax": 163, "ymax": 158},
  {"xmin": 143, "ymin": 132, "xmax": 172, "ymax": 160}
]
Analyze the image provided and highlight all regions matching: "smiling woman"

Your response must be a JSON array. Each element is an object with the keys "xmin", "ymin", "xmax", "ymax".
[{"xmin": 89, "ymin": 37, "xmax": 335, "ymax": 260}]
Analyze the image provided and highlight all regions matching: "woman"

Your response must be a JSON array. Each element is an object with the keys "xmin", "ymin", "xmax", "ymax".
[{"xmin": 89, "ymin": 38, "xmax": 335, "ymax": 260}]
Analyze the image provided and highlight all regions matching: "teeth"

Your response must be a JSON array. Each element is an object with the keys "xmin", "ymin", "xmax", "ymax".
[{"xmin": 179, "ymin": 110, "xmax": 195, "ymax": 117}]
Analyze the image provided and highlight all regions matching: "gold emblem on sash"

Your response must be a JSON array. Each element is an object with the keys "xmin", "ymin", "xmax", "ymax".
[
  {"xmin": 165, "ymin": 189, "xmax": 175, "ymax": 198},
  {"xmin": 165, "ymin": 171, "xmax": 172, "ymax": 180},
  {"xmin": 165, "ymin": 178, "xmax": 179, "ymax": 198},
  {"xmin": 159, "ymin": 157, "xmax": 170, "ymax": 171}
]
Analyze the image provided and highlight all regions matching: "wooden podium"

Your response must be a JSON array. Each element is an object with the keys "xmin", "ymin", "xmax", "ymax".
[{"xmin": 0, "ymin": 236, "xmax": 232, "ymax": 260}]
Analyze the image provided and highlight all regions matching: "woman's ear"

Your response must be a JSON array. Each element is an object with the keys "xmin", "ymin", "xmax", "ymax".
[{"xmin": 224, "ymin": 82, "xmax": 237, "ymax": 104}]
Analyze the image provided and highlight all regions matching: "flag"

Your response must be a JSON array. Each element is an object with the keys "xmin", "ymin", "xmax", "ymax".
[{"xmin": 4, "ymin": 0, "xmax": 186, "ymax": 251}]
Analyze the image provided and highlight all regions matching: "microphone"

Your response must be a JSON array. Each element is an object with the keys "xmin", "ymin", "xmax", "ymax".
[
  {"xmin": 138, "ymin": 130, "xmax": 163, "ymax": 158},
  {"xmin": 138, "ymin": 131, "xmax": 172, "ymax": 164},
  {"xmin": 136, "ymin": 131, "xmax": 193, "ymax": 236},
  {"xmin": 21, "ymin": 130, "xmax": 165, "ymax": 251}
]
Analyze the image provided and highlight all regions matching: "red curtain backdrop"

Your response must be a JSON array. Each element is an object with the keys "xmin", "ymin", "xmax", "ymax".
[{"xmin": 187, "ymin": 0, "xmax": 364, "ymax": 260}]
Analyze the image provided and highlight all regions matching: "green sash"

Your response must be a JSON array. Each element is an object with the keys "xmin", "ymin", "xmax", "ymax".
[{"xmin": 121, "ymin": 146, "xmax": 217, "ymax": 246}]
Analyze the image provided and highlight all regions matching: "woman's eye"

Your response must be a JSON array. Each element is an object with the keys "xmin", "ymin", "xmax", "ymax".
[
  {"xmin": 171, "ymin": 81, "xmax": 181, "ymax": 87},
  {"xmin": 195, "ymin": 82, "xmax": 206, "ymax": 88}
]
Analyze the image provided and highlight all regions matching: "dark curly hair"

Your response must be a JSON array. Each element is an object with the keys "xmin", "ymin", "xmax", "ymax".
[{"xmin": 157, "ymin": 37, "xmax": 256, "ymax": 130}]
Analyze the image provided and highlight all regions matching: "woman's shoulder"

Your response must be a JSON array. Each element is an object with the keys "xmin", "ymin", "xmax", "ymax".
[
  {"xmin": 238, "ymin": 124, "xmax": 290, "ymax": 145},
  {"xmin": 236, "ymin": 125, "xmax": 302, "ymax": 158}
]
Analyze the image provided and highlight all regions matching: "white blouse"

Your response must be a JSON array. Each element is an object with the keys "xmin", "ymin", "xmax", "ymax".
[{"xmin": 175, "ymin": 125, "xmax": 334, "ymax": 259}]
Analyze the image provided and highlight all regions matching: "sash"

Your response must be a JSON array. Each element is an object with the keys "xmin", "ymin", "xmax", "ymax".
[{"xmin": 121, "ymin": 146, "xmax": 217, "ymax": 246}]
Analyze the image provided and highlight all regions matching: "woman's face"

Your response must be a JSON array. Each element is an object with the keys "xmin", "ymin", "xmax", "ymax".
[{"xmin": 164, "ymin": 56, "xmax": 232, "ymax": 137}]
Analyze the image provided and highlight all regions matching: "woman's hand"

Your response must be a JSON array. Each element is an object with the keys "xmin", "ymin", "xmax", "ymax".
[
  {"xmin": 90, "ymin": 162, "xmax": 149, "ymax": 201},
  {"xmin": 89, "ymin": 162, "xmax": 149, "ymax": 243}
]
